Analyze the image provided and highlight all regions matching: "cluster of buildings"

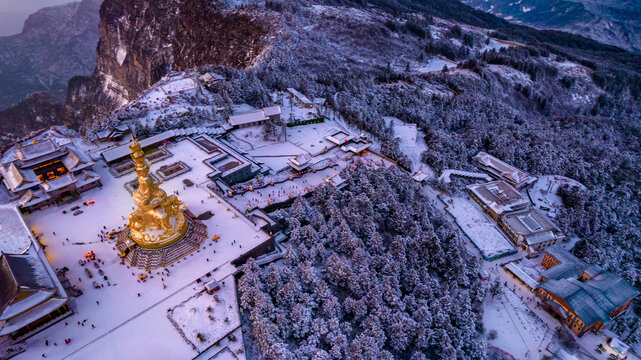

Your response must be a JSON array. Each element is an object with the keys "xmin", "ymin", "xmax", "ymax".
[
  {"xmin": 536, "ymin": 246, "xmax": 638, "ymax": 337},
  {"xmin": 0, "ymin": 139, "xmax": 102, "ymax": 212},
  {"xmin": 470, "ymin": 153, "xmax": 640, "ymax": 340},
  {"xmin": 467, "ymin": 153, "xmax": 564, "ymax": 254}
]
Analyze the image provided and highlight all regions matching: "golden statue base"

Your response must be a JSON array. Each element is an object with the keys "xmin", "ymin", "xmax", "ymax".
[{"xmin": 116, "ymin": 212, "xmax": 208, "ymax": 271}]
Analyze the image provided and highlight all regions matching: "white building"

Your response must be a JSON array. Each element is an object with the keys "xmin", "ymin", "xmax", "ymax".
[
  {"xmin": 288, "ymin": 153, "xmax": 313, "ymax": 172},
  {"xmin": 227, "ymin": 106, "xmax": 281, "ymax": 128}
]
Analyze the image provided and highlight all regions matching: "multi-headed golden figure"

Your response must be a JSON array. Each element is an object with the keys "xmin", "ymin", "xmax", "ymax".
[{"xmin": 126, "ymin": 135, "xmax": 188, "ymax": 249}]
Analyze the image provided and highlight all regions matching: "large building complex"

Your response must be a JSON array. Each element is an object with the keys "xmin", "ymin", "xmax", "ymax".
[
  {"xmin": 0, "ymin": 139, "xmax": 101, "ymax": 212},
  {"xmin": 536, "ymin": 246, "xmax": 638, "ymax": 337},
  {"xmin": 0, "ymin": 205, "xmax": 70, "ymax": 339},
  {"xmin": 467, "ymin": 179, "xmax": 564, "ymax": 254}
]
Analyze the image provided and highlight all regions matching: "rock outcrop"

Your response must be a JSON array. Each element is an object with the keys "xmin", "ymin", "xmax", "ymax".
[{"xmin": 68, "ymin": 0, "xmax": 275, "ymax": 122}]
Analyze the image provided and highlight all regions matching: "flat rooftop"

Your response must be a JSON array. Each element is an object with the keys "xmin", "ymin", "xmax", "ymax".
[
  {"xmin": 468, "ymin": 180, "xmax": 530, "ymax": 214},
  {"xmin": 502, "ymin": 208, "xmax": 557, "ymax": 236}
]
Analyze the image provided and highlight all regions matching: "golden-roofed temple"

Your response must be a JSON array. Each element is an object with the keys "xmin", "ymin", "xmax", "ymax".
[{"xmin": 116, "ymin": 136, "xmax": 207, "ymax": 270}]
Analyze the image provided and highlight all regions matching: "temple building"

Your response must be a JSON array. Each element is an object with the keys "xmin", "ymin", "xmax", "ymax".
[
  {"xmin": 473, "ymin": 152, "xmax": 537, "ymax": 190},
  {"xmin": 536, "ymin": 246, "xmax": 639, "ymax": 337},
  {"xmin": 467, "ymin": 180, "xmax": 530, "ymax": 220},
  {"xmin": 500, "ymin": 208, "xmax": 565, "ymax": 253},
  {"xmin": 116, "ymin": 136, "xmax": 207, "ymax": 270},
  {"xmin": 0, "ymin": 139, "xmax": 101, "ymax": 212},
  {"xmin": 0, "ymin": 205, "xmax": 70, "ymax": 339}
]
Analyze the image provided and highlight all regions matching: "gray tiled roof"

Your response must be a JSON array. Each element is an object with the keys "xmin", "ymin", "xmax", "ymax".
[{"xmin": 539, "ymin": 246, "xmax": 639, "ymax": 326}]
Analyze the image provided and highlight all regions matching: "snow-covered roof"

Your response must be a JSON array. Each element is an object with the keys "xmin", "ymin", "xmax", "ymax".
[
  {"xmin": 1, "ymin": 163, "xmax": 40, "ymax": 192},
  {"xmin": 502, "ymin": 208, "xmax": 562, "ymax": 242},
  {"xmin": 227, "ymin": 110, "xmax": 269, "ymax": 127},
  {"xmin": 101, "ymin": 130, "xmax": 175, "ymax": 163},
  {"xmin": 199, "ymin": 72, "xmax": 224, "ymax": 83},
  {"xmin": 287, "ymin": 88, "xmax": 312, "ymax": 105},
  {"xmin": 325, "ymin": 130, "xmax": 353, "ymax": 145},
  {"xmin": 467, "ymin": 181, "xmax": 529, "ymax": 215},
  {"xmin": 341, "ymin": 142, "xmax": 371, "ymax": 154},
  {"xmin": 0, "ymin": 205, "xmax": 34, "ymax": 254},
  {"xmin": 504, "ymin": 262, "xmax": 539, "ymax": 289},
  {"xmin": 412, "ymin": 171, "xmax": 430, "ymax": 182},
  {"xmin": 0, "ymin": 252, "xmax": 57, "ymax": 321},
  {"xmin": 62, "ymin": 146, "xmax": 94, "ymax": 172},
  {"xmin": 40, "ymin": 174, "xmax": 77, "ymax": 192},
  {"xmin": 75, "ymin": 170, "xmax": 102, "ymax": 188},
  {"xmin": 289, "ymin": 153, "xmax": 312, "ymax": 167},
  {"xmin": 263, "ymin": 105, "xmax": 281, "ymax": 117},
  {"xmin": 473, "ymin": 152, "xmax": 536, "ymax": 188},
  {"xmin": 18, "ymin": 190, "xmax": 52, "ymax": 208},
  {"xmin": 0, "ymin": 297, "xmax": 67, "ymax": 336},
  {"xmin": 15, "ymin": 140, "xmax": 58, "ymax": 161}
]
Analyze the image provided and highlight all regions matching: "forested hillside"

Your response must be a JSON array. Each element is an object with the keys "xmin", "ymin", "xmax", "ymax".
[{"xmin": 239, "ymin": 167, "xmax": 486, "ymax": 359}]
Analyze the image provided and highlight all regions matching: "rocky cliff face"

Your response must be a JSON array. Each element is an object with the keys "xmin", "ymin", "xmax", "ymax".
[
  {"xmin": 0, "ymin": 0, "xmax": 102, "ymax": 110},
  {"xmin": 461, "ymin": 0, "xmax": 641, "ymax": 54},
  {"xmin": 69, "ymin": 0, "xmax": 275, "ymax": 122}
]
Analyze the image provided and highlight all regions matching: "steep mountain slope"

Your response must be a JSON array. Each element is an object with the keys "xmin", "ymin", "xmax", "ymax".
[
  {"xmin": 66, "ymin": 0, "xmax": 276, "ymax": 123},
  {"xmin": 0, "ymin": 0, "xmax": 101, "ymax": 110},
  {"xmin": 461, "ymin": 0, "xmax": 641, "ymax": 54}
]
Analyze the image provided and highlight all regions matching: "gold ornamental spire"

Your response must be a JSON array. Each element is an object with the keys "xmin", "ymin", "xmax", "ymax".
[{"xmin": 126, "ymin": 136, "xmax": 188, "ymax": 249}]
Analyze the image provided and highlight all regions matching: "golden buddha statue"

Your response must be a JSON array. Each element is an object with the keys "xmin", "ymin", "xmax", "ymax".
[{"xmin": 126, "ymin": 135, "xmax": 188, "ymax": 249}]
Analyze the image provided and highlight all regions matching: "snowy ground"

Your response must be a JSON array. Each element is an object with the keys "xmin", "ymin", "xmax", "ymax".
[
  {"xmin": 529, "ymin": 175, "xmax": 586, "ymax": 219},
  {"xmin": 9, "ymin": 139, "xmax": 270, "ymax": 360},
  {"xmin": 441, "ymin": 194, "xmax": 516, "ymax": 260},
  {"xmin": 480, "ymin": 38, "xmax": 511, "ymax": 52},
  {"xmin": 168, "ymin": 275, "xmax": 240, "ymax": 352},
  {"xmin": 412, "ymin": 56, "xmax": 458, "ymax": 73},
  {"xmin": 160, "ymin": 77, "xmax": 197, "ymax": 95},
  {"xmin": 484, "ymin": 278, "xmax": 551, "ymax": 360},
  {"xmin": 384, "ymin": 116, "xmax": 431, "ymax": 176},
  {"xmin": 247, "ymin": 142, "xmax": 308, "ymax": 173},
  {"xmin": 484, "ymin": 259, "xmax": 561, "ymax": 360}
]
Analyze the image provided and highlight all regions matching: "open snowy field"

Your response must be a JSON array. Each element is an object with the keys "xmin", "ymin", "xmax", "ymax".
[
  {"xmin": 442, "ymin": 195, "xmax": 516, "ymax": 260},
  {"xmin": 412, "ymin": 56, "xmax": 458, "ymax": 73},
  {"xmin": 12, "ymin": 139, "xmax": 270, "ymax": 359},
  {"xmin": 248, "ymin": 142, "xmax": 308, "ymax": 173}
]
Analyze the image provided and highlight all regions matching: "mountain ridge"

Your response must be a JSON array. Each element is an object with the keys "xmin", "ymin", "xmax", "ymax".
[
  {"xmin": 0, "ymin": 0, "xmax": 101, "ymax": 110},
  {"xmin": 460, "ymin": 0, "xmax": 641, "ymax": 54}
]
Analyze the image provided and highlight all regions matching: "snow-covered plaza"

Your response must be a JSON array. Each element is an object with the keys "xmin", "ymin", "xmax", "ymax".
[
  {"xmin": 5, "ymin": 138, "xmax": 271, "ymax": 359},
  {"xmin": 440, "ymin": 194, "xmax": 516, "ymax": 260}
]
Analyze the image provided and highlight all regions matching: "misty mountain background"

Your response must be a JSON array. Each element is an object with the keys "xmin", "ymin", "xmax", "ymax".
[
  {"xmin": 461, "ymin": 0, "xmax": 641, "ymax": 54},
  {"xmin": 0, "ymin": 0, "xmax": 76, "ymax": 36}
]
